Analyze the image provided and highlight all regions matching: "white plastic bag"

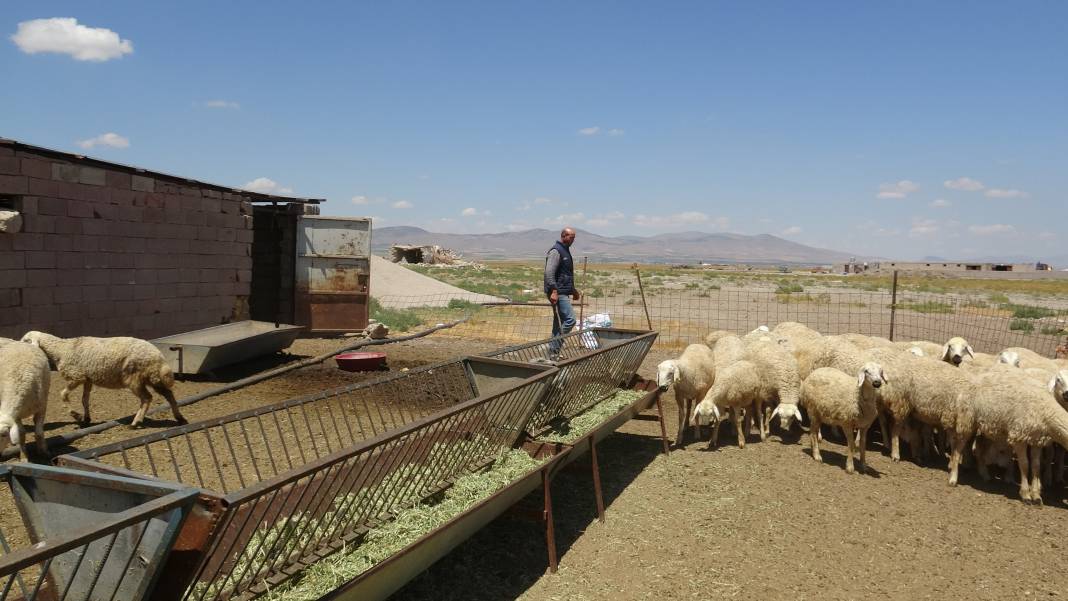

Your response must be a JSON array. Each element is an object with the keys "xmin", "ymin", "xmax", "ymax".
[{"xmin": 579, "ymin": 313, "xmax": 612, "ymax": 348}]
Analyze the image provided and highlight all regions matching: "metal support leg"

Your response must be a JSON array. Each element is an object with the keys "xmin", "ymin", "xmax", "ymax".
[
  {"xmin": 590, "ymin": 440, "xmax": 605, "ymax": 523},
  {"xmin": 542, "ymin": 468, "xmax": 558, "ymax": 573}
]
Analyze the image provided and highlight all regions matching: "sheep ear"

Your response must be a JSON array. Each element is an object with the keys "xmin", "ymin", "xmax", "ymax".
[
  {"xmin": 880, "ymin": 369, "xmax": 889, "ymax": 384},
  {"xmin": 8, "ymin": 424, "xmax": 19, "ymax": 446},
  {"xmin": 672, "ymin": 366, "xmax": 681, "ymax": 384},
  {"xmin": 965, "ymin": 345, "xmax": 974, "ymax": 358},
  {"xmin": 1050, "ymin": 376, "xmax": 1058, "ymax": 393},
  {"xmin": 940, "ymin": 343, "xmax": 951, "ymax": 361},
  {"xmin": 857, "ymin": 370, "xmax": 866, "ymax": 388},
  {"xmin": 770, "ymin": 406, "xmax": 781, "ymax": 419}
]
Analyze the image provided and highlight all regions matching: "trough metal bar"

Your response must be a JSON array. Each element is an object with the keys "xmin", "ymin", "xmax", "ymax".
[{"xmin": 106, "ymin": 519, "xmax": 151, "ymax": 601}]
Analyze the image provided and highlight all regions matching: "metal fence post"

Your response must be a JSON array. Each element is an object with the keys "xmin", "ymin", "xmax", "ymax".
[
  {"xmin": 634, "ymin": 266, "xmax": 654, "ymax": 331},
  {"xmin": 889, "ymin": 270, "xmax": 899, "ymax": 341}
]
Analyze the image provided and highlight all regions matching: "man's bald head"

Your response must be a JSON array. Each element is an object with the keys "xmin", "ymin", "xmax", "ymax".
[{"xmin": 560, "ymin": 227, "xmax": 576, "ymax": 247}]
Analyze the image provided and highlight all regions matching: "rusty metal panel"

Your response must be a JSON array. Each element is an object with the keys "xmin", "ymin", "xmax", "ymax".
[{"xmin": 295, "ymin": 216, "xmax": 372, "ymax": 333}]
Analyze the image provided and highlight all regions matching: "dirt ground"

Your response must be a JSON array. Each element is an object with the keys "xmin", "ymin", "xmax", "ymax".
[
  {"xmin": 7, "ymin": 336, "xmax": 1068, "ymax": 600},
  {"xmin": 389, "ymin": 349, "xmax": 1068, "ymax": 601}
]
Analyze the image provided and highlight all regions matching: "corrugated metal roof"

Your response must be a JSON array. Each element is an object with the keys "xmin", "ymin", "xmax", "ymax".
[{"xmin": 0, "ymin": 137, "xmax": 324, "ymax": 204}]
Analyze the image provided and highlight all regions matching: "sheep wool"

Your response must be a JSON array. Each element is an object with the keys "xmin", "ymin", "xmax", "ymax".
[
  {"xmin": 657, "ymin": 343, "xmax": 716, "ymax": 447},
  {"xmin": 0, "ymin": 341, "xmax": 50, "ymax": 460},
  {"xmin": 800, "ymin": 364, "xmax": 884, "ymax": 474}
]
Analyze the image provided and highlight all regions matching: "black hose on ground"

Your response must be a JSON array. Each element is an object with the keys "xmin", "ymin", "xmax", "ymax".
[{"xmin": 6, "ymin": 318, "xmax": 469, "ymax": 461}]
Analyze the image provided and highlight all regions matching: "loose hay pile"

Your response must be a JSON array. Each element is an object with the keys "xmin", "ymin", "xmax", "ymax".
[
  {"xmin": 260, "ymin": 447, "xmax": 545, "ymax": 600},
  {"xmin": 540, "ymin": 388, "xmax": 646, "ymax": 443}
]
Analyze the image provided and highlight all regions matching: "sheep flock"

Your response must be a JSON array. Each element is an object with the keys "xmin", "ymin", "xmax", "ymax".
[{"xmin": 658, "ymin": 322, "xmax": 1068, "ymax": 505}]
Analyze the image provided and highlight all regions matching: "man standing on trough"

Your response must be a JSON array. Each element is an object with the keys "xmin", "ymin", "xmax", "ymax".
[{"xmin": 544, "ymin": 227, "xmax": 581, "ymax": 360}]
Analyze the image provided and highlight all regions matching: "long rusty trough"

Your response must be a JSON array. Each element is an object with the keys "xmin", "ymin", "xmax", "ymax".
[
  {"xmin": 0, "ymin": 463, "xmax": 197, "ymax": 601},
  {"xmin": 57, "ymin": 356, "xmax": 558, "ymax": 601}
]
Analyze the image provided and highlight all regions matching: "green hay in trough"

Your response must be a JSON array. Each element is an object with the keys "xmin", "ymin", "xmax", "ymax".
[
  {"xmin": 539, "ymin": 388, "xmax": 646, "ymax": 444},
  {"xmin": 259, "ymin": 447, "xmax": 544, "ymax": 600}
]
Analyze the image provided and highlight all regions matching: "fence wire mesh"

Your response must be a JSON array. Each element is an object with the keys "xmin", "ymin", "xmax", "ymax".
[{"xmin": 377, "ymin": 284, "xmax": 1065, "ymax": 357}]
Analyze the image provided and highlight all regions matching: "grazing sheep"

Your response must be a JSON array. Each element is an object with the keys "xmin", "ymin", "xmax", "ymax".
[
  {"xmin": 20, "ymin": 331, "xmax": 186, "ymax": 427},
  {"xmin": 0, "ymin": 341, "xmax": 50, "ymax": 460},
  {"xmin": 771, "ymin": 322, "xmax": 822, "ymax": 347},
  {"xmin": 741, "ymin": 335, "xmax": 802, "ymax": 439},
  {"xmin": 693, "ymin": 360, "xmax": 764, "ymax": 449},
  {"xmin": 971, "ymin": 365, "xmax": 1068, "ymax": 503},
  {"xmin": 657, "ymin": 344, "xmax": 716, "ymax": 447},
  {"xmin": 839, "ymin": 333, "xmax": 895, "ymax": 351},
  {"xmin": 704, "ymin": 329, "xmax": 737, "ymax": 349},
  {"xmin": 899, "ymin": 340, "xmax": 943, "ymax": 358},
  {"xmin": 941, "ymin": 336, "xmax": 974, "ymax": 366},
  {"xmin": 907, "ymin": 346, "xmax": 925, "ymax": 357},
  {"xmin": 799, "ymin": 363, "xmax": 886, "ymax": 474}
]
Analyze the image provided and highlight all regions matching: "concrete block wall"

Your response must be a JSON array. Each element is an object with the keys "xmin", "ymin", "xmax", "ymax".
[{"xmin": 0, "ymin": 144, "xmax": 255, "ymax": 339}]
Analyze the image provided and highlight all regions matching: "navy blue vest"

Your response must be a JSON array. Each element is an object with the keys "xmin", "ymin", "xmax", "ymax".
[{"xmin": 545, "ymin": 240, "xmax": 575, "ymax": 295}]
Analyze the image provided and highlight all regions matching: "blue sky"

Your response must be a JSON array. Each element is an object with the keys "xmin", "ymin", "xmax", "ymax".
[{"xmin": 2, "ymin": 2, "xmax": 1065, "ymax": 260}]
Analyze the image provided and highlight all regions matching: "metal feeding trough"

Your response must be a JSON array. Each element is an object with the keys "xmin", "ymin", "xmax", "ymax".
[
  {"xmin": 0, "ymin": 463, "xmax": 197, "ymax": 601},
  {"xmin": 58, "ymin": 356, "xmax": 559, "ymax": 601},
  {"xmin": 335, "ymin": 351, "xmax": 387, "ymax": 372},
  {"xmin": 151, "ymin": 320, "xmax": 305, "ymax": 375}
]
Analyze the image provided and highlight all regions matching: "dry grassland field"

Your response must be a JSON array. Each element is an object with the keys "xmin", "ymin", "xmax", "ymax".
[{"xmin": 5, "ymin": 263, "xmax": 1068, "ymax": 601}]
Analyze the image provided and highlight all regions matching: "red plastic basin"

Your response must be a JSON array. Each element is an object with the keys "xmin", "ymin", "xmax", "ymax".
[{"xmin": 335, "ymin": 351, "xmax": 388, "ymax": 372}]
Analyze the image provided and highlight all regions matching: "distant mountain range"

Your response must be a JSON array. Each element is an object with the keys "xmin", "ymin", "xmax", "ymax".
[{"xmin": 371, "ymin": 226, "xmax": 859, "ymax": 265}]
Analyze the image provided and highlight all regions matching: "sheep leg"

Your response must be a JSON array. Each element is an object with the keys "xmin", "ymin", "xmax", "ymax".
[
  {"xmin": 809, "ymin": 418, "xmax": 822, "ymax": 462},
  {"xmin": 844, "ymin": 426, "xmax": 857, "ymax": 474},
  {"xmin": 61, "ymin": 382, "xmax": 88, "ymax": 424},
  {"xmin": 858, "ymin": 426, "xmax": 869, "ymax": 473},
  {"xmin": 152, "ymin": 383, "xmax": 187, "ymax": 425},
  {"xmin": 674, "ymin": 398, "xmax": 687, "ymax": 447},
  {"xmin": 890, "ymin": 420, "xmax": 902, "ymax": 462},
  {"xmin": 711, "ymin": 412, "xmax": 722, "ymax": 448},
  {"xmin": 1013, "ymin": 443, "xmax": 1032, "ymax": 503},
  {"xmin": 1030, "ymin": 446, "xmax": 1044, "ymax": 506},
  {"xmin": 733, "ymin": 408, "xmax": 746, "ymax": 449},
  {"xmin": 753, "ymin": 400, "xmax": 767, "ymax": 442},
  {"xmin": 1040, "ymin": 447, "xmax": 1052, "ymax": 487},
  {"xmin": 131, "ymin": 386, "xmax": 153, "ymax": 428},
  {"xmin": 948, "ymin": 432, "xmax": 966, "ymax": 487},
  {"xmin": 33, "ymin": 411, "xmax": 46, "ymax": 455},
  {"xmin": 743, "ymin": 408, "xmax": 753, "ymax": 439},
  {"xmin": 1055, "ymin": 447, "xmax": 1065, "ymax": 487},
  {"xmin": 11, "ymin": 424, "xmax": 27, "ymax": 462}
]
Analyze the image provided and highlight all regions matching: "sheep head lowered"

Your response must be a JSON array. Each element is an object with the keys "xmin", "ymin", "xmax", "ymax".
[
  {"xmin": 941, "ymin": 337, "xmax": 974, "ymax": 366},
  {"xmin": 656, "ymin": 359, "xmax": 678, "ymax": 391},
  {"xmin": 1049, "ymin": 370, "xmax": 1068, "ymax": 404},
  {"xmin": 997, "ymin": 350, "xmax": 1022, "ymax": 368},
  {"xmin": 769, "ymin": 403, "xmax": 803, "ymax": 431},
  {"xmin": 691, "ymin": 398, "xmax": 721, "ymax": 427}
]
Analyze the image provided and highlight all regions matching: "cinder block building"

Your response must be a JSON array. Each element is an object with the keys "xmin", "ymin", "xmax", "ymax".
[{"xmin": 0, "ymin": 138, "xmax": 324, "ymax": 339}]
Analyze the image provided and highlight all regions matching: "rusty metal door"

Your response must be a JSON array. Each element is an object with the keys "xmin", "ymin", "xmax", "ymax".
[{"xmin": 294, "ymin": 216, "xmax": 371, "ymax": 333}]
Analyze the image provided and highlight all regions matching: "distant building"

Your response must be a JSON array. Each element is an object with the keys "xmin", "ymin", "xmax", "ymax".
[{"xmin": 840, "ymin": 260, "xmax": 1052, "ymax": 274}]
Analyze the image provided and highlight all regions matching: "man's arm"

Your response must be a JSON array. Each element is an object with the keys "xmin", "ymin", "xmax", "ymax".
[{"xmin": 544, "ymin": 248, "xmax": 561, "ymax": 302}]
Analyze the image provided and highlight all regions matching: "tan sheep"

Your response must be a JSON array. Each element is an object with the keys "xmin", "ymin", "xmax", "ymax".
[
  {"xmin": 657, "ymin": 343, "xmax": 716, "ymax": 447},
  {"xmin": 799, "ymin": 363, "xmax": 886, "ymax": 474},
  {"xmin": 20, "ymin": 331, "xmax": 186, "ymax": 427},
  {"xmin": 0, "ymin": 341, "xmax": 50, "ymax": 460}
]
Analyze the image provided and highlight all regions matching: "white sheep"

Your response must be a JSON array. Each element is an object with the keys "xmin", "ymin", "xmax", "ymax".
[
  {"xmin": 838, "ymin": 333, "xmax": 895, "ymax": 351},
  {"xmin": 799, "ymin": 363, "xmax": 886, "ymax": 474},
  {"xmin": 657, "ymin": 343, "xmax": 717, "ymax": 447},
  {"xmin": 897, "ymin": 340, "xmax": 943, "ymax": 358},
  {"xmin": 997, "ymin": 350, "xmax": 1021, "ymax": 368},
  {"xmin": 692, "ymin": 360, "xmax": 763, "ymax": 449},
  {"xmin": 20, "ymin": 331, "xmax": 187, "ymax": 427},
  {"xmin": 0, "ymin": 341, "xmax": 51, "ymax": 460},
  {"xmin": 970, "ymin": 365, "xmax": 1068, "ymax": 503},
  {"xmin": 941, "ymin": 336, "xmax": 974, "ymax": 366}
]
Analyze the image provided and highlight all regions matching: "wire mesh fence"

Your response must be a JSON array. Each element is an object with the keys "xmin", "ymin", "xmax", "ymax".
[{"xmin": 377, "ymin": 280, "xmax": 1066, "ymax": 357}]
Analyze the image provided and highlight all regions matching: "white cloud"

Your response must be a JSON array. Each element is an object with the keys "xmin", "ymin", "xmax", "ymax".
[
  {"xmin": 544, "ymin": 212, "xmax": 585, "ymax": 226},
  {"xmin": 242, "ymin": 177, "xmax": 293, "ymax": 195},
  {"xmin": 782, "ymin": 226, "xmax": 802, "ymax": 235},
  {"xmin": 930, "ymin": 198, "xmax": 951, "ymax": 208},
  {"xmin": 11, "ymin": 18, "xmax": 133, "ymax": 62},
  {"xmin": 517, "ymin": 196, "xmax": 562, "ymax": 211},
  {"xmin": 876, "ymin": 180, "xmax": 919, "ymax": 199},
  {"xmin": 75, "ymin": 132, "xmax": 129, "ymax": 150},
  {"xmin": 204, "ymin": 99, "xmax": 240, "ymax": 109},
  {"xmin": 1039, "ymin": 231, "xmax": 1055, "ymax": 240},
  {"xmin": 391, "ymin": 200, "xmax": 413, "ymax": 209},
  {"xmin": 969, "ymin": 223, "xmax": 1016, "ymax": 235},
  {"xmin": 984, "ymin": 188, "xmax": 1028, "ymax": 199},
  {"xmin": 461, "ymin": 207, "xmax": 479, "ymax": 216},
  {"xmin": 909, "ymin": 219, "xmax": 939, "ymax": 237},
  {"xmin": 578, "ymin": 126, "xmax": 624, "ymax": 137},
  {"xmin": 943, "ymin": 177, "xmax": 985, "ymax": 191},
  {"xmin": 607, "ymin": 128, "xmax": 625, "ymax": 136},
  {"xmin": 585, "ymin": 211, "xmax": 626, "ymax": 228},
  {"xmin": 578, "ymin": 127, "xmax": 601, "ymax": 136},
  {"xmin": 351, "ymin": 195, "xmax": 371, "ymax": 205}
]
